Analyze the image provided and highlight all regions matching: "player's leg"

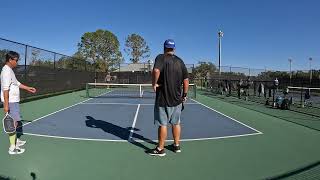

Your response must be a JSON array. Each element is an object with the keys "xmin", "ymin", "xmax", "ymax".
[
  {"xmin": 148, "ymin": 105, "xmax": 168, "ymax": 156},
  {"xmin": 8, "ymin": 103, "xmax": 25, "ymax": 155},
  {"xmin": 158, "ymin": 125, "xmax": 167, "ymax": 150},
  {"xmin": 170, "ymin": 104, "xmax": 182, "ymax": 153},
  {"xmin": 10, "ymin": 103, "xmax": 26, "ymax": 146}
]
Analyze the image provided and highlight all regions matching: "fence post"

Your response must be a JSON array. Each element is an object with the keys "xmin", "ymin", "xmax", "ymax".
[
  {"xmin": 24, "ymin": 45, "xmax": 28, "ymax": 82},
  {"xmin": 53, "ymin": 53, "xmax": 56, "ymax": 69},
  {"xmin": 85, "ymin": 59, "xmax": 87, "ymax": 71}
]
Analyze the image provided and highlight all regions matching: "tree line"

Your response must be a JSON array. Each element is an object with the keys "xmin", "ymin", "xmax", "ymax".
[
  {"xmin": 77, "ymin": 29, "xmax": 150, "ymax": 72},
  {"xmin": 0, "ymin": 30, "xmax": 150, "ymax": 73}
]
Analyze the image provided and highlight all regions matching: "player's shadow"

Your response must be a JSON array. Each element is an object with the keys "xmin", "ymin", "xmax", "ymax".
[
  {"xmin": 16, "ymin": 121, "xmax": 24, "ymax": 138},
  {"xmin": 85, "ymin": 116, "xmax": 156, "ymax": 151}
]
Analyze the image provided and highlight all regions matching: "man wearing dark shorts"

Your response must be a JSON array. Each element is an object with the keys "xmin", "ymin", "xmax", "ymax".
[{"xmin": 148, "ymin": 39, "xmax": 189, "ymax": 156}]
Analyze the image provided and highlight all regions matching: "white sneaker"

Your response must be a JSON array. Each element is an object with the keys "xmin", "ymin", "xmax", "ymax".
[
  {"xmin": 8, "ymin": 146, "xmax": 25, "ymax": 155},
  {"xmin": 16, "ymin": 138, "xmax": 26, "ymax": 146}
]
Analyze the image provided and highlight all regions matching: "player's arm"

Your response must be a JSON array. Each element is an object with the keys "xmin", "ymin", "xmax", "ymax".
[
  {"xmin": 19, "ymin": 83, "xmax": 36, "ymax": 94},
  {"xmin": 152, "ymin": 55, "xmax": 162, "ymax": 92},
  {"xmin": 152, "ymin": 68, "xmax": 160, "ymax": 92},
  {"xmin": 2, "ymin": 70, "xmax": 11, "ymax": 113},
  {"xmin": 182, "ymin": 78, "xmax": 189, "ymax": 102},
  {"xmin": 182, "ymin": 61, "xmax": 189, "ymax": 102},
  {"xmin": 3, "ymin": 90, "xmax": 9, "ymax": 113}
]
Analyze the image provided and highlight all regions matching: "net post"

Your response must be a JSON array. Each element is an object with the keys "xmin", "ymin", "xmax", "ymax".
[
  {"xmin": 193, "ymin": 84, "xmax": 197, "ymax": 98},
  {"xmin": 272, "ymin": 88, "xmax": 275, "ymax": 107},
  {"xmin": 86, "ymin": 83, "xmax": 89, "ymax": 98},
  {"xmin": 300, "ymin": 87, "xmax": 304, "ymax": 108}
]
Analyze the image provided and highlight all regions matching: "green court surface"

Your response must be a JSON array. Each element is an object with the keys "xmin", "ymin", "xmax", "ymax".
[{"xmin": 1, "ymin": 90, "xmax": 320, "ymax": 180}]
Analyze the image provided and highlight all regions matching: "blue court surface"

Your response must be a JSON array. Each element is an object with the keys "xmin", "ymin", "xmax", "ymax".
[{"xmin": 22, "ymin": 96, "xmax": 262, "ymax": 142}]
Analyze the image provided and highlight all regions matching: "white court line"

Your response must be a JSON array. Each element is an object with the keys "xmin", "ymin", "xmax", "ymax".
[
  {"xmin": 80, "ymin": 102, "xmax": 199, "ymax": 106},
  {"xmin": 23, "ymin": 98, "xmax": 92, "ymax": 127},
  {"xmin": 190, "ymin": 98, "xmax": 263, "ymax": 134},
  {"xmin": 82, "ymin": 102, "xmax": 145, "ymax": 106},
  {"xmin": 22, "ymin": 133, "xmax": 128, "ymax": 142},
  {"xmin": 128, "ymin": 104, "xmax": 140, "ymax": 141},
  {"xmin": 22, "ymin": 131, "xmax": 261, "ymax": 142},
  {"xmin": 22, "ymin": 94, "xmax": 262, "ymax": 142},
  {"xmin": 22, "ymin": 91, "xmax": 114, "ymax": 127}
]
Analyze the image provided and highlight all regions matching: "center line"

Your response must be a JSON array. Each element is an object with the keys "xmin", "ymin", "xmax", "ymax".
[{"xmin": 128, "ymin": 104, "xmax": 141, "ymax": 141}]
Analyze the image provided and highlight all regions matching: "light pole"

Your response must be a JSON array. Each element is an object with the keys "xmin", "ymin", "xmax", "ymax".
[
  {"xmin": 218, "ymin": 30, "xmax": 224, "ymax": 76},
  {"xmin": 288, "ymin": 58, "xmax": 292, "ymax": 85},
  {"xmin": 309, "ymin": 57, "xmax": 313, "ymax": 86}
]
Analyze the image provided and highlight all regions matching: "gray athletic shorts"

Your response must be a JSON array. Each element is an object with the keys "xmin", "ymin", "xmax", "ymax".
[
  {"xmin": 9, "ymin": 102, "xmax": 21, "ymax": 121},
  {"xmin": 154, "ymin": 103, "xmax": 182, "ymax": 126}
]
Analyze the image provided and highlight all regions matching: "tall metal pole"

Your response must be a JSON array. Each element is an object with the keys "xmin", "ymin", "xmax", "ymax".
[
  {"xmin": 309, "ymin": 57, "xmax": 313, "ymax": 86},
  {"xmin": 218, "ymin": 30, "xmax": 224, "ymax": 76},
  {"xmin": 288, "ymin": 58, "xmax": 292, "ymax": 86},
  {"xmin": 24, "ymin": 45, "xmax": 28, "ymax": 82}
]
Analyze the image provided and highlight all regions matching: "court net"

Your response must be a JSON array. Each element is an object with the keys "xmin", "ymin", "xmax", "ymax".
[
  {"xmin": 86, "ymin": 83, "xmax": 197, "ymax": 99},
  {"xmin": 286, "ymin": 86, "xmax": 320, "ymax": 114}
]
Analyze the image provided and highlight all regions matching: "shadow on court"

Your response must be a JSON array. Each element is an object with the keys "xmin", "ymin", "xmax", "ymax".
[
  {"xmin": 15, "ymin": 121, "xmax": 24, "ymax": 139},
  {"xmin": 0, "ymin": 175, "xmax": 16, "ymax": 180},
  {"xmin": 0, "ymin": 172, "xmax": 37, "ymax": 180},
  {"xmin": 85, "ymin": 116, "xmax": 157, "ymax": 151},
  {"xmin": 30, "ymin": 172, "xmax": 36, "ymax": 180}
]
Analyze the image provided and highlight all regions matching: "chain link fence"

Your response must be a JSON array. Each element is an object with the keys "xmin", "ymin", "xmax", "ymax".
[
  {"xmin": 193, "ymin": 63, "xmax": 320, "ymax": 129},
  {"xmin": 1, "ymin": 38, "xmax": 196, "ymax": 98},
  {"xmin": 0, "ymin": 38, "xmax": 96, "ymax": 100}
]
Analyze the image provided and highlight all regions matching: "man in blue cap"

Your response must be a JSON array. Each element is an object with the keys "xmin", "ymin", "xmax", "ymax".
[{"xmin": 148, "ymin": 39, "xmax": 189, "ymax": 156}]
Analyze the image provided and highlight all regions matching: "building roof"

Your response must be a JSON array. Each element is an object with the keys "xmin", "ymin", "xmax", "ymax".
[
  {"xmin": 113, "ymin": 63, "xmax": 193, "ymax": 73},
  {"xmin": 113, "ymin": 63, "xmax": 153, "ymax": 72}
]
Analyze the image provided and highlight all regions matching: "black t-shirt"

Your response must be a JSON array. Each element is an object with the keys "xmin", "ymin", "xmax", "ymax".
[{"xmin": 153, "ymin": 54, "xmax": 188, "ymax": 107}]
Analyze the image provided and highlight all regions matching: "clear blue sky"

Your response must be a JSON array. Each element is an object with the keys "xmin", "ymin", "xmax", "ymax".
[{"xmin": 0, "ymin": 0, "xmax": 319, "ymax": 71}]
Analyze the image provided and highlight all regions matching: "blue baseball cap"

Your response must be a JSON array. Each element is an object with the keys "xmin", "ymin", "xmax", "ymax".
[{"xmin": 164, "ymin": 39, "xmax": 175, "ymax": 49}]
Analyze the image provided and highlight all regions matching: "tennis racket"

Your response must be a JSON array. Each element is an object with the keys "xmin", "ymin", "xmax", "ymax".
[{"xmin": 2, "ymin": 112, "xmax": 16, "ymax": 134}]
